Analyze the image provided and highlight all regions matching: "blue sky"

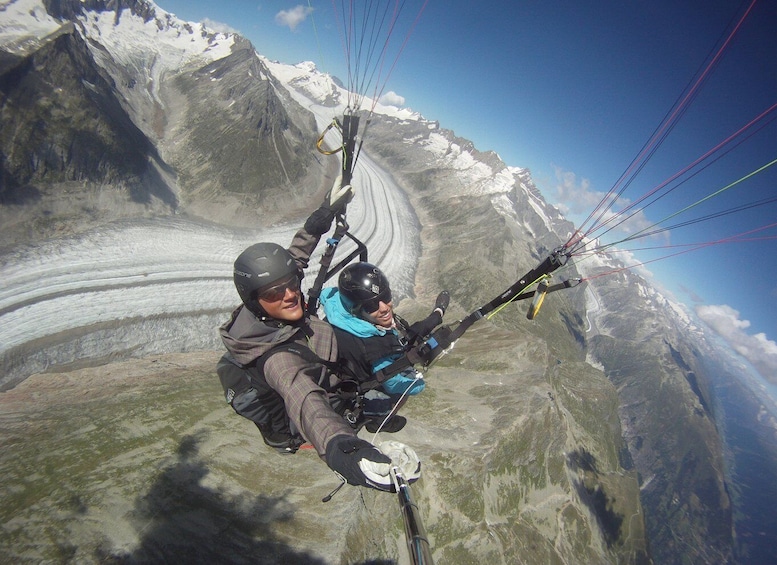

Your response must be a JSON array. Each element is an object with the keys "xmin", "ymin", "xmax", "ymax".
[{"xmin": 154, "ymin": 0, "xmax": 777, "ymax": 386}]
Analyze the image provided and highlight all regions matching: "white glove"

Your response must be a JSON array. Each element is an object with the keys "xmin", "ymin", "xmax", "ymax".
[
  {"xmin": 359, "ymin": 440, "xmax": 422, "ymax": 489},
  {"xmin": 304, "ymin": 174, "xmax": 356, "ymax": 236},
  {"xmin": 326, "ymin": 174, "xmax": 354, "ymax": 213},
  {"xmin": 357, "ymin": 456, "xmax": 393, "ymax": 490}
]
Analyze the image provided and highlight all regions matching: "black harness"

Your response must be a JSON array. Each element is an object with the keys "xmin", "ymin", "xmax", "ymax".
[{"xmin": 217, "ymin": 342, "xmax": 362, "ymax": 452}]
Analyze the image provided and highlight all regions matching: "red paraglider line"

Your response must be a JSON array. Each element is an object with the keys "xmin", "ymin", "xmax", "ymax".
[
  {"xmin": 578, "ymin": 102, "xmax": 777, "ymax": 246},
  {"xmin": 565, "ymin": 0, "xmax": 760, "ymax": 251},
  {"xmin": 369, "ymin": 0, "xmax": 430, "ymax": 111},
  {"xmin": 579, "ymin": 221, "xmax": 777, "ymax": 282}
]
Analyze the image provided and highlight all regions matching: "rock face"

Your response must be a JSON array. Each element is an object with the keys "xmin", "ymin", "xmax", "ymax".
[
  {"xmin": 1, "ymin": 27, "xmax": 150, "ymax": 191},
  {"xmin": 0, "ymin": 352, "xmax": 362, "ymax": 564},
  {"xmin": 585, "ymin": 267, "xmax": 733, "ymax": 564},
  {"xmin": 159, "ymin": 45, "xmax": 321, "ymax": 223},
  {"xmin": 0, "ymin": 343, "xmax": 648, "ymax": 564},
  {"xmin": 0, "ymin": 24, "xmax": 176, "ymax": 242},
  {"xmin": 1, "ymin": 0, "xmax": 327, "ymax": 249}
]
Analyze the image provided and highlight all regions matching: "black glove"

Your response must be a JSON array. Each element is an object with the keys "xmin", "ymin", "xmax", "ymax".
[
  {"xmin": 406, "ymin": 290, "xmax": 451, "ymax": 346},
  {"xmin": 304, "ymin": 207, "xmax": 336, "ymax": 236},
  {"xmin": 303, "ymin": 181, "xmax": 355, "ymax": 236},
  {"xmin": 325, "ymin": 435, "xmax": 393, "ymax": 491}
]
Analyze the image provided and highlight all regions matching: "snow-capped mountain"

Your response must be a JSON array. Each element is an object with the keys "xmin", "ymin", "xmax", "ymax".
[
  {"xmin": 1, "ymin": 0, "xmax": 330, "ymax": 246},
  {"xmin": 1, "ymin": 0, "xmax": 234, "ymax": 62}
]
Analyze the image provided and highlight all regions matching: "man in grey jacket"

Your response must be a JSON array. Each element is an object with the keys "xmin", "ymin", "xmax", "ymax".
[{"xmin": 217, "ymin": 181, "xmax": 420, "ymax": 491}]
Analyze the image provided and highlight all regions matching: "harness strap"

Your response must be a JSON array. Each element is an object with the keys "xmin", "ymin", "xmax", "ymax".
[
  {"xmin": 306, "ymin": 221, "xmax": 370, "ymax": 315},
  {"xmin": 381, "ymin": 252, "xmax": 575, "ymax": 374}
]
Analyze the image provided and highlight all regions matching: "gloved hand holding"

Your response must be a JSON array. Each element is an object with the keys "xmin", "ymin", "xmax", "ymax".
[
  {"xmin": 326, "ymin": 435, "xmax": 392, "ymax": 490},
  {"xmin": 304, "ymin": 174, "xmax": 355, "ymax": 236},
  {"xmin": 325, "ymin": 173, "xmax": 354, "ymax": 214},
  {"xmin": 325, "ymin": 435, "xmax": 421, "ymax": 491},
  {"xmin": 434, "ymin": 290, "xmax": 450, "ymax": 317},
  {"xmin": 406, "ymin": 290, "xmax": 450, "ymax": 346}
]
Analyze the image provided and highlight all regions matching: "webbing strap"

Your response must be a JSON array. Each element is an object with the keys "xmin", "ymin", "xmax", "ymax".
[
  {"xmin": 306, "ymin": 218, "xmax": 350, "ymax": 315},
  {"xmin": 306, "ymin": 221, "xmax": 369, "ymax": 315},
  {"xmin": 377, "ymin": 251, "xmax": 574, "ymax": 377}
]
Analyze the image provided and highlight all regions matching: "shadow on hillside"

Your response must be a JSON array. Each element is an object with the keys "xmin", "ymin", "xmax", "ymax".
[
  {"xmin": 96, "ymin": 430, "xmax": 327, "ymax": 564},
  {"xmin": 567, "ymin": 448, "xmax": 624, "ymax": 548}
]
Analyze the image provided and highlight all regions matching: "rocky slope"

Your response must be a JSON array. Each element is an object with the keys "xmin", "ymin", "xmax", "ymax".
[
  {"xmin": 584, "ymin": 264, "xmax": 732, "ymax": 563},
  {"xmin": 0, "ymin": 334, "xmax": 648, "ymax": 564},
  {"xmin": 360, "ymin": 111, "xmax": 731, "ymax": 564},
  {"xmin": 1, "ymin": 0, "xmax": 329, "ymax": 249},
  {"xmin": 0, "ymin": 20, "xmax": 176, "ymax": 244}
]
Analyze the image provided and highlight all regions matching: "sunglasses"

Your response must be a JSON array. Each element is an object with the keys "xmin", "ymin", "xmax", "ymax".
[
  {"xmin": 257, "ymin": 274, "xmax": 300, "ymax": 302},
  {"xmin": 361, "ymin": 290, "xmax": 392, "ymax": 313}
]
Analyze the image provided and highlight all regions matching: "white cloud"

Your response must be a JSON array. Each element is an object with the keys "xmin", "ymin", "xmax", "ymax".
[
  {"xmin": 275, "ymin": 5, "xmax": 314, "ymax": 31},
  {"xmin": 553, "ymin": 166, "xmax": 602, "ymax": 215},
  {"xmin": 378, "ymin": 91, "xmax": 405, "ymax": 107},
  {"xmin": 552, "ymin": 166, "xmax": 663, "ymax": 241},
  {"xmin": 605, "ymin": 247, "xmax": 654, "ymax": 280},
  {"xmin": 202, "ymin": 18, "xmax": 239, "ymax": 35},
  {"xmin": 696, "ymin": 304, "xmax": 777, "ymax": 385}
]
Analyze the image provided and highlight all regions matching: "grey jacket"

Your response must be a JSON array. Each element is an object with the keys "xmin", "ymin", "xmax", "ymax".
[{"xmin": 218, "ymin": 227, "xmax": 355, "ymax": 457}]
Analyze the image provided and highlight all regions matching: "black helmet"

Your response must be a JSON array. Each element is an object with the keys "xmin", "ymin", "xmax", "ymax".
[
  {"xmin": 233, "ymin": 243, "xmax": 298, "ymax": 314},
  {"xmin": 338, "ymin": 262, "xmax": 392, "ymax": 314}
]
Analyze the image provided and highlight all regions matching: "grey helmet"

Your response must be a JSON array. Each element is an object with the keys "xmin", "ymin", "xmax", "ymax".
[
  {"xmin": 233, "ymin": 243, "xmax": 298, "ymax": 314},
  {"xmin": 338, "ymin": 262, "xmax": 392, "ymax": 314}
]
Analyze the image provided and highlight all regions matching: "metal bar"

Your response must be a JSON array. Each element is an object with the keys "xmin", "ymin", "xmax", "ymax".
[{"xmin": 392, "ymin": 468, "xmax": 434, "ymax": 565}]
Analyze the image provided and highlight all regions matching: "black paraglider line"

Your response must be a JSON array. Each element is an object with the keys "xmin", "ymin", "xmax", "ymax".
[
  {"xmin": 309, "ymin": 1, "xmax": 432, "ymax": 307},
  {"xmin": 570, "ymin": 104, "xmax": 777, "ymax": 254},
  {"xmin": 573, "ymin": 221, "xmax": 777, "ymax": 284},
  {"xmin": 558, "ymin": 0, "xmax": 776, "ymax": 284},
  {"xmin": 566, "ymin": 0, "xmax": 760, "ymax": 252},
  {"xmin": 566, "ymin": 155, "xmax": 777, "ymax": 282},
  {"xmin": 325, "ymin": 1, "xmax": 429, "ymax": 179}
]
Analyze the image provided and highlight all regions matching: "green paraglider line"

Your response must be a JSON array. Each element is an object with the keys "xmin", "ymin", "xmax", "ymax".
[
  {"xmin": 566, "ymin": 0, "xmax": 760, "ymax": 250},
  {"xmin": 608, "ymin": 193, "xmax": 777, "ymax": 242},
  {"xmin": 303, "ymin": 4, "xmax": 773, "ymax": 556},
  {"xmin": 572, "ymin": 102, "xmax": 777, "ymax": 251},
  {"xmin": 593, "ymin": 157, "xmax": 777, "ymax": 253},
  {"xmin": 559, "ymin": 154, "xmax": 777, "ymax": 283},
  {"xmin": 578, "ymin": 221, "xmax": 777, "ymax": 282},
  {"xmin": 594, "ymin": 233, "xmax": 777, "ymax": 255}
]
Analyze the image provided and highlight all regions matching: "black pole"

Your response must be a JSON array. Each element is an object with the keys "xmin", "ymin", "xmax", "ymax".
[
  {"xmin": 341, "ymin": 113, "xmax": 360, "ymax": 186},
  {"xmin": 374, "ymin": 248, "xmax": 575, "ymax": 378},
  {"xmin": 392, "ymin": 469, "xmax": 434, "ymax": 565}
]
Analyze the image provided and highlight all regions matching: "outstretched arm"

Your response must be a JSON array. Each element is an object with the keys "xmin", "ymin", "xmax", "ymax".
[{"xmin": 262, "ymin": 353, "xmax": 353, "ymax": 458}]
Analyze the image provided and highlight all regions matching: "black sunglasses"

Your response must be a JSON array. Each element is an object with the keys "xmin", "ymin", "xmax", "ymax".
[
  {"xmin": 258, "ymin": 274, "xmax": 300, "ymax": 302},
  {"xmin": 360, "ymin": 290, "xmax": 392, "ymax": 313}
]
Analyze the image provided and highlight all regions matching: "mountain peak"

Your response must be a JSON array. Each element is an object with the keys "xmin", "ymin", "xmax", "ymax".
[{"xmin": 43, "ymin": 0, "xmax": 158, "ymax": 25}]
